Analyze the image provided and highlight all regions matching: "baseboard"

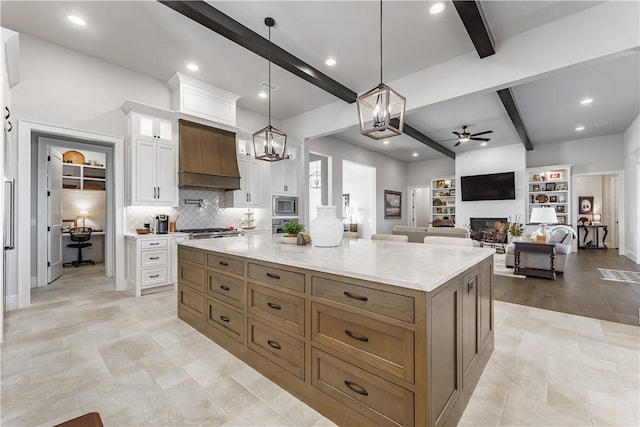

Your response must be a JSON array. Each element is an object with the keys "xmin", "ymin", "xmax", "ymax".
[{"xmin": 623, "ymin": 250, "xmax": 639, "ymax": 264}]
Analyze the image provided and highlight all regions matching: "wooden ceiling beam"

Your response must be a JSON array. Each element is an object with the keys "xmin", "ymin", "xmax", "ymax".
[
  {"xmin": 391, "ymin": 119, "xmax": 456, "ymax": 159},
  {"xmin": 452, "ymin": 1, "xmax": 495, "ymax": 58},
  {"xmin": 497, "ymin": 88, "xmax": 534, "ymax": 151},
  {"xmin": 159, "ymin": 1, "xmax": 358, "ymax": 103}
]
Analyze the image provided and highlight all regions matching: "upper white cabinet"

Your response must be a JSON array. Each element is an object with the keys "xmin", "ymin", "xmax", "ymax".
[
  {"xmin": 121, "ymin": 101, "xmax": 179, "ymax": 207},
  {"xmin": 225, "ymin": 156, "xmax": 263, "ymax": 208},
  {"xmin": 271, "ymin": 161, "xmax": 298, "ymax": 195},
  {"xmin": 167, "ymin": 73, "xmax": 240, "ymax": 127}
]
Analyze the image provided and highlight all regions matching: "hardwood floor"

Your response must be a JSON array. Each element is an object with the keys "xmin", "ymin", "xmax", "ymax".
[{"xmin": 494, "ymin": 249, "xmax": 640, "ymax": 326}]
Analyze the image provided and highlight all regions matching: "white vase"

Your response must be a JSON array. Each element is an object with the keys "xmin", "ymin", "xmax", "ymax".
[{"xmin": 309, "ymin": 205, "xmax": 343, "ymax": 247}]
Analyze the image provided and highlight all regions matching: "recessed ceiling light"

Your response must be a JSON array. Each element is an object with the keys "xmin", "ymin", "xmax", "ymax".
[
  {"xmin": 186, "ymin": 63, "xmax": 199, "ymax": 71},
  {"xmin": 575, "ymin": 126, "xmax": 585, "ymax": 131},
  {"xmin": 480, "ymin": 142, "xmax": 487, "ymax": 146},
  {"xmin": 429, "ymin": 2, "xmax": 446, "ymax": 14},
  {"xmin": 382, "ymin": 140, "xmax": 389, "ymax": 145},
  {"xmin": 412, "ymin": 152, "xmax": 418, "ymax": 157},
  {"xmin": 580, "ymin": 98, "xmax": 593, "ymax": 105},
  {"xmin": 258, "ymin": 92, "xmax": 268, "ymax": 99},
  {"xmin": 325, "ymin": 58, "xmax": 336, "ymax": 67},
  {"xmin": 67, "ymin": 15, "xmax": 86, "ymax": 26}
]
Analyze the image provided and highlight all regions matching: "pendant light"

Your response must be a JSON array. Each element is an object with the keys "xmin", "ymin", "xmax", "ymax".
[
  {"xmin": 356, "ymin": 0, "xmax": 406, "ymax": 140},
  {"xmin": 253, "ymin": 17, "xmax": 287, "ymax": 162}
]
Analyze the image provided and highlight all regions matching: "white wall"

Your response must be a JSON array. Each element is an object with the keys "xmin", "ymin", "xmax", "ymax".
[
  {"xmin": 309, "ymin": 136, "xmax": 407, "ymax": 234},
  {"xmin": 343, "ymin": 160, "xmax": 376, "ymax": 239},
  {"xmin": 527, "ymin": 134, "xmax": 624, "ymax": 174},
  {"xmin": 623, "ymin": 114, "xmax": 639, "ymax": 262},
  {"xmin": 407, "ymin": 158, "xmax": 455, "ymax": 187},
  {"xmin": 456, "ymin": 144, "xmax": 527, "ymax": 228}
]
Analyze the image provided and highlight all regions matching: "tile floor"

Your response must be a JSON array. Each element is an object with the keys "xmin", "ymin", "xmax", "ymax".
[{"xmin": 2, "ymin": 265, "xmax": 639, "ymax": 426}]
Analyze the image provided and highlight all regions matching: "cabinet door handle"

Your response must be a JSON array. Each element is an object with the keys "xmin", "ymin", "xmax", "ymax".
[
  {"xmin": 157, "ymin": 187, "xmax": 160, "ymax": 199},
  {"xmin": 149, "ymin": 256, "xmax": 160, "ymax": 260},
  {"xmin": 267, "ymin": 302, "xmax": 282, "ymax": 310},
  {"xmin": 248, "ymin": 193, "xmax": 251, "ymax": 202},
  {"xmin": 149, "ymin": 274, "xmax": 160, "ymax": 278},
  {"xmin": 284, "ymin": 185, "xmax": 288, "ymax": 191},
  {"xmin": 266, "ymin": 272, "xmax": 280, "ymax": 280},
  {"xmin": 344, "ymin": 380, "xmax": 368, "ymax": 396},
  {"xmin": 220, "ymin": 285, "xmax": 230, "ymax": 291},
  {"xmin": 149, "ymin": 243, "xmax": 160, "ymax": 246},
  {"xmin": 344, "ymin": 291, "xmax": 368, "ymax": 302},
  {"xmin": 219, "ymin": 261, "xmax": 229, "ymax": 266},
  {"xmin": 345, "ymin": 330, "xmax": 369, "ymax": 342},
  {"xmin": 467, "ymin": 280, "xmax": 474, "ymax": 293},
  {"xmin": 267, "ymin": 340, "xmax": 281, "ymax": 350},
  {"xmin": 220, "ymin": 315, "xmax": 230, "ymax": 323}
]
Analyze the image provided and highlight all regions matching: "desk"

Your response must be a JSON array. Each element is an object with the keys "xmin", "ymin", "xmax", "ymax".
[
  {"xmin": 513, "ymin": 241, "xmax": 556, "ymax": 280},
  {"xmin": 577, "ymin": 224, "xmax": 608, "ymax": 249},
  {"xmin": 62, "ymin": 231, "xmax": 105, "ymax": 264}
]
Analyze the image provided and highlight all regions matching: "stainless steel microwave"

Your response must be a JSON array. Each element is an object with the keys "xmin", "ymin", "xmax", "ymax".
[{"xmin": 273, "ymin": 195, "xmax": 298, "ymax": 217}]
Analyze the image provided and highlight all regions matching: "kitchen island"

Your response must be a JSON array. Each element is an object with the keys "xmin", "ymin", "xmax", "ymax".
[{"xmin": 177, "ymin": 234, "xmax": 494, "ymax": 427}]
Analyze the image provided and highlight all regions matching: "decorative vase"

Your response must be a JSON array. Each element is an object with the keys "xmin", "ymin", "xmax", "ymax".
[{"xmin": 309, "ymin": 205, "xmax": 343, "ymax": 247}]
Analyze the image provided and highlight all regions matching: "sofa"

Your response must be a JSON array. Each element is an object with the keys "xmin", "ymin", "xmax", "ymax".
[
  {"xmin": 392, "ymin": 225, "xmax": 474, "ymax": 243},
  {"xmin": 505, "ymin": 226, "xmax": 575, "ymax": 273}
]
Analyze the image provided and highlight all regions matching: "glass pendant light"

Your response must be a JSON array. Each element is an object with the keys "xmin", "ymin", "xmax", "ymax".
[
  {"xmin": 253, "ymin": 17, "xmax": 287, "ymax": 161},
  {"xmin": 357, "ymin": 0, "xmax": 406, "ymax": 140}
]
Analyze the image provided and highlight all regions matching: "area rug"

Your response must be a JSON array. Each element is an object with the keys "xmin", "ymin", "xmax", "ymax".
[
  {"xmin": 494, "ymin": 253, "xmax": 525, "ymax": 279},
  {"xmin": 597, "ymin": 268, "xmax": 640, "ymax": 284}
]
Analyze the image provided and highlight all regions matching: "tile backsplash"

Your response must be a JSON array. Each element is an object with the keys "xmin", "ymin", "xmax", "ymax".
[{"xmin": 126, "ymin": 187, "xmax": 269, "ymax": 232}]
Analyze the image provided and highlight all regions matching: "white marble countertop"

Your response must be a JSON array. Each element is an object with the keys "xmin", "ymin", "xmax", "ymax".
[
  {"xmin": 125, "ymin": 232, "xmax": 190, "ymax": 239},
  {"xmin": 179, "ymin": 234, "xmax": 495, "ymax": 292}
]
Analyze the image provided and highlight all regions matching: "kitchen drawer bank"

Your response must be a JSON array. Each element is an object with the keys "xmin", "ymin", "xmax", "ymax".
[{"xmin": 177, "ymin": 236, "xmax": 494, "ymax": 427}]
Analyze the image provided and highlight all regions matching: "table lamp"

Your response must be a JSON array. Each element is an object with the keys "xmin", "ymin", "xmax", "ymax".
[
  {"xmin": 79, "ymin": 210, "xmax": 89, "ymax": 228},
  {"xmin": 530, "ymin": 207, "xmax": 558, "ymax": 243}
]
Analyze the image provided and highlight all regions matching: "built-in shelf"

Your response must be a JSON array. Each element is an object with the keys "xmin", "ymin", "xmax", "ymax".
[
  {"xmin": 63, "ymin": 163, "xmax": 106, "ymax": 191},
  {"xmin": 526, "ymin": 165, "xmax": 572, "ymax": 225},
  {"xmin": 431, "ymin": 176, "xmax": 455, "ymax": 224}
]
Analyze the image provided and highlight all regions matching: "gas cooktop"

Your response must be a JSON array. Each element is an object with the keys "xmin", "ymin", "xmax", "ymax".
[
  {"xmin": 179, "ymin": 228, "xmax": 243, "ymax": 239},
  {"xmin": 179, "ymin": 228, "xmax": 236, "ymax": 233}
]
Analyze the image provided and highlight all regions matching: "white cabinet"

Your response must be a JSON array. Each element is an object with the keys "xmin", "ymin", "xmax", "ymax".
[
  {"xmin": 126, "ymin": 235, "xmax": 172, "ymax": 296},
  {"xmin": 225, "ymin": 156, "xmax": 263, "ymax": 208},
  {"xmin": 431, "ymin": 177, "xmax": 456, "ymax": 224},
  {"xmin": 271, "ymin": 161, "xmax": 298, "ymax": 195},
  {"xmin": 122, "ymin": 103, "xmax": 179, "ymax": 207},
  {"xmin": 526, "ymin": 165, "xmax": 572, "ymax": 225}
]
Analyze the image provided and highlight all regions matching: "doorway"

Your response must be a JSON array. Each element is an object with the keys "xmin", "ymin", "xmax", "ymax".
[
  {"xmin": 309, "ymin": 152, "xmax": 331, "ymax": 224},
  {"xmin": 408, "ymin": 186, "xmax": 430, "ymax": 227},
  {"xmin": 342, "ymin": 160, "xmax": 376, "ymax": 239}
]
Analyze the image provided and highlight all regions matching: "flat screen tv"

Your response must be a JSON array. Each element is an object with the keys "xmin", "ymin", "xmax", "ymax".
[{"xmin": 461, "ymin": 172, "xmax": 516, "ymax": 201}]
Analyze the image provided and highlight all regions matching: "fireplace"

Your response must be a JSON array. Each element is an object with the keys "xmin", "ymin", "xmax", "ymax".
[{"xmin": 470, "ymin": 217, "xmax": 508, "ymax": 242}]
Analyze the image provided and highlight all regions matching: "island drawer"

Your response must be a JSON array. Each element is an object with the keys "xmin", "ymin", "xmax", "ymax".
[
  {"xmin": 178, "ymin": 247, "xmax": 205, "ymax": 265},
  {"xmin": 178, "ymin": 262, "xmax": 206, "ymax": 293},
  {"xmin": 311, "ymin": 348, "xmax": 414, "ymax": 427},
  {"xmin": 248, "ymin": 284, "xmax": 305, "ymax": 336},
  {"xmin": 207, "ymin": 254, "xmax": 244, "ymax": 277},
  {"xmin": 178, "ymin": 286, "xmax": 205, "ymax": 320},
  {"xmin": 207, "ymin": 299, "xmax": 244, "ymax": 343},
  {"xmin": 312, "ymin": 303, "xmax": 414, "ymax": 382},
  {"xmin": 247, "ymin": 318, "xmax": 305, "ymax": 379},
  {"xmin": 248, "ymin": 263, "xmax": 305, "ymax": 293},
  {"xmin": 208, "ymin": 271, "xmax": 245, "ymax": 309},
  {"xmin": 312, "ymin": 276, "xmax": 414, "ymax": 323}
]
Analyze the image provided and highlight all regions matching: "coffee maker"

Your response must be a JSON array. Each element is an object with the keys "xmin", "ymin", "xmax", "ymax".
[{"xmin": 155, "ymin": 214, "xmax": 169, "ymax": 234}]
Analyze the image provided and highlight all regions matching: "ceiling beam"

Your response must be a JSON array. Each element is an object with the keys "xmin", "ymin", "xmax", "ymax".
[
  {"xmin": 497, "ymin": 88, "xmax": 534, "ymax": 151},
  {"xmin": 391, "ymin": 119, "xmax": 456, "ymax": 159},
  {"xmin": 452, "ymin": 1, "xmax": 495, "ymax": 58},
  {"xmin": 159, "ymin": 1, "xmax": 358, "ymax": 103}
]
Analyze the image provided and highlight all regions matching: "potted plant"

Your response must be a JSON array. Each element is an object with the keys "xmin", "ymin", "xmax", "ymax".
[{"xmin": 281, "ymin": 221, "xmax": 304, "ymax": 244}]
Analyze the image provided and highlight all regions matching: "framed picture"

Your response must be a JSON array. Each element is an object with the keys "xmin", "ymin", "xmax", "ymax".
[
  {"xmin": 62, "ymin": 219, "xmax": 76, "ymax": 231},
  {"xmin": 557, "ymin": 216, "xmax": 566, "ymax": 224},
  {"xmin": 532, "ymin": 174, "xmax": 542, "ymax": 182},
  {"xmin": 450, "ymin": 189, "xmax": 456, "ymax": 196},
  {"xmin": 557, "ymin": 194, "xmax": 566, "ymax": 203},
  {"xmin": 556, "ymin": 205, "xmax": 565, "ymax": 213},
  {"xmin": 549, "ymin": 195, "xmax": 557, "ymax": 203},
  {"xmin": 436, "ymin": 180, "xmax": 445, "ymax": 189},
  {"xmin": 555, "ymin": 183, "xmax": 567, "ymax": 191},
  {"xmin": 436, "ymin": 207, "xmax": 443, "ymax": 214},
  {"xmin": 545, "ymin": 183, "xmax": 555, "ymax": 191},
  {"xmin": 532, "ymin": 184, "xmax": 540, "ymax": 191},
  {"xmin": 549, "ymin": 171, "xmax": 562, "ymax": 180},
  {"xmin": 384, "ymin": 190, "xmax": 402, "ymax": 219},
  {"xmin": 578, "ymin": 196, "xmax": 594, "ymax": 214}
]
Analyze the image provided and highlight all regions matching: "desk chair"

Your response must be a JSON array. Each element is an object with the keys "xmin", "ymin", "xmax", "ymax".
[{"xmin": 63, "ymin": 227, "xmax": 95, "ymax": 267}]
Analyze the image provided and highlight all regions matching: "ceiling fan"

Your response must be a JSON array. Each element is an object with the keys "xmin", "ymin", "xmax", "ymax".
[{"xmin": 444, "ymin": 125, "xmax": 493, "ymax": 147}]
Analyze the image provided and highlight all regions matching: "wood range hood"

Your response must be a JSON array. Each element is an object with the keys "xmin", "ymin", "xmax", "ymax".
[{"xmin": 178, "ymin": 119, "xmax": 241, "ymax": 190}]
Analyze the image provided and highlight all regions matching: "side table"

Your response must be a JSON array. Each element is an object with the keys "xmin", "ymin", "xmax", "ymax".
[{"xmin": 513, "ymin": 241, "xmax": 556, "ymax": 280}]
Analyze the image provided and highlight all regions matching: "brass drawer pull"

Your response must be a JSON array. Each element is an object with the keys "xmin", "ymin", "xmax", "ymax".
[
  {"xmin": 149, "ymin": 256, "xmax": 160, "ymax": 260},
  {"xmin": 219, "ymin": 261, "xmax": 229, "ymax": 266},
  {"xmin": 220, "ymin": 285, "xmax": 230, "ymax": 291},
  {"xmin": 266, "ymin": 272, "xmax": 281, "ymax": 280},
  {"xmin": 220, "ymin": 315, "xmax": 230, "ymax": 323},
  {"xmin": 149, "ymin": 274, "xmax": 160, "ymax": 279},
  {"xmin": 344, "ymin": 380, "xmax": 368, "ymax": 396},
  {"xmin": 267, "ymin": 302, "xmax": 282, "ymax": 310},
  {"xmin": 267, "ymin": 340, "xmax": 281, "ymax": 350},
  {"xmin": 149, "ymin": 242, "xmax": 160, "ymax": 246},
  {"xmin": 344, "ymin": 291, "xmax": 368, "ymax": 302},
  {"xmin": 345, "ymin": 330, "xmax": 369, "ymax": 342}
]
